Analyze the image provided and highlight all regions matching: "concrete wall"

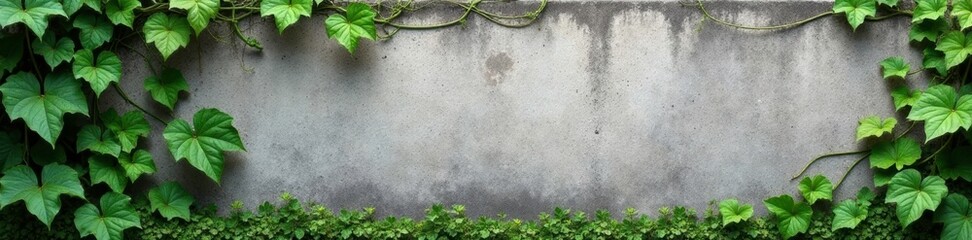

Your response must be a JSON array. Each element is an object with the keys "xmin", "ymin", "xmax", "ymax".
[{"xmin": 105, "ymin": 0, "xmax": 924, "ymax": 218}]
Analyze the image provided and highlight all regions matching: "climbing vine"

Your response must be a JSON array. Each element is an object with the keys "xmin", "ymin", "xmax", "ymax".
[{"xmin": 0, "ymin": 0, "xmax": 546, "ymax": 239}]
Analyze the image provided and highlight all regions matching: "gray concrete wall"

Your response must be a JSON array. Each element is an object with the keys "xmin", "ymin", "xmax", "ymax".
[{"xmin": 105, "ymin": 0, "xmax": 924, "ymax": 218}]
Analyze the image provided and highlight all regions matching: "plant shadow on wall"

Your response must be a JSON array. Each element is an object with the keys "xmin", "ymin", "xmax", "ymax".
[
  {"xmin": 0, "ymin": 0, "xmax": 547, "ymax": 239},
  {"xmin": 685, "ymin": 0, "xmax": 972, "ymax": 239}
]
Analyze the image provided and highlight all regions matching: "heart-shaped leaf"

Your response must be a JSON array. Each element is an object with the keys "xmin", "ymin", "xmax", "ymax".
[
  {"xmin": 0, "ymin": 71, "xmax": 89, "ymax": 146},
  {"xmin": 856, "ymin": 116, "xmax": 896, "ymax": 141},
  {"xmin": 144, "ymin": 68, "xmax": 189, "ymax": 111},
  {"xmin": 832, "ymin": 0, "xmax": 876, "ymax": 31},
  {"xmin": 832, "ymin": 199, "xmax": 868, "ymax": 231},
  {"xmin": 0, "ymin": 0, "xmax": 67, "ymax": 37},
  {"xmin": 118, "ymin": 149, "xmax": 155, "ymax": 182},
  {"xmin": 937, "ymin": 31, "xmax": 972, "ymax": 69},
  {"xmin": 102, "ymin": 109, "xmax": 150, "ymax": 153},
  {"xmin": 879, "ymin": 56, "xmax": 909, "ymax": 79},
  {"xmin": 105, "ymin": 0, "xmax": 139, "ymax": 27},
  {"xmin": 163, "ymin": 108, "xmax": 245, "ymax": 182},
  {"xmin": 72, "ymin": 12, "xmax": 113, "ymax": 49},
  {"xmin": 31, "ymin": 33, "xmax": 74, "ymax": 69},
  {"xmin": 935, "ymin": 193, "xmax": 972, "ymax": 240},
  {"xmin": 147, "ymin": 181, "xmax": 194, "ymax": 220},
  {"xmin": 259, "ymin": 0, "xmax": 311, "ymax": 33},
  {"xmin": 325, "ymin": 2, "xmax": 376, "ymax": 54},
  {"xmin": 0, "ymin": 164, "xmax": 84, "ymax": 228},
  {"xmin": 88, "ymin": 155, "xmax": 127, "ymax": 193},
  {"xmin": 718, "ymin": 198, "xmax": 752, "ymax": 226},
  {"xmin": 869, "ymin": 138, "xmax": 921, "ymax": 170},
  {"xmin": 908, "ymin": 85, "xmax": 972, "ymax": 142},
  {"xmin": 873, "ymin": 168, "xmax": 896, "ymax": 187},
  {"xmin": 764, "ymin": 194, "xmax": 812, "ymax": 239},
  {"xmin": 891, "ymin": 87, "xmax": 921, "ymax": 111},
  {"xmin": 955, "ymin": 0, "xmax": 972, "ymax": 30},
  {"xmin": 910, "ymin": 18, "xmax": 949, "ymax": 43},
  {"xmin": 143, "ymin": 13, "xmax": 190, "ymax": 61},
  {"xmin": 0, "ymin": 35, "xmax": 22, "ymax": 74},
  {"xmin": 936, "ymin": 147, "xmax": 972, "ymax": 182},
  {"xmin": 76, "ymin": 125, "xmax": 121, "ymax": 157},
  {"xmin": 913, "ymin": 0, "xmax": 947, "ymax": 23},
  {"xmin": 885, "ymin": 169, "xmax": 948, "ymax": 227},
  {"xmin": 72, "ymin": 49, "xmax": 122, "ymax": 97},
  {"xmin": 74, "ymin": 192, "xmax": 141, "ymax": 240},
  {"xmin": 924, "ymin": 47, "xmax": 949, "ymax": 75},
  {"xmin": 798, "ymin": 175, "xmax": 833, "ymax": 204},
  {"xmin": 170, "ymin": 0, "xmax": 218, "ymax": 34}
]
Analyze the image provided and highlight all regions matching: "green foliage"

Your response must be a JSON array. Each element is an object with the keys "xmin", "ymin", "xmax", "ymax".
[
  {"xmin": 935, "ymin": 193, "xmax": 972, "ymax": 240},
  {"xmin": 76, "ymin": 125, "xmax": 122, "ymax": 157},
  {"xmin": 31, "ymin": 33, "xmax": 75, "ymax": 69},
  {"xmin": 73, "ymin": 13, "xmax": 114, "ymax": 49},
  {"xmin": 143, "ymin": 68, "xmax": 189, "ymax": 111},
  {"xmin": 259, "ymin": 0, "xmax": 311, "ymax": 33},
  {"xmin": 718, "ymin": 198, "xmax": 752, "ymax": 226},
  {"xmin": 74, "ymin": 192, "xmax": 141, "ymax": 240},
  {"xmin": 105, "ymin": 0, "xmax": 140, "ymax": 27},
  {"xmin": 764, "ymin": 194, "xmax": 812, "ymax": 239},
  {"xmin": 0, "ymin": 35, "xmax": 23, "ymax": 74},
  {"xmin": 936, "ymin": 147, "xmax": 972, "ymax": 181},
  {"xmin": 885, "ymin": 169, "xmax": 948, "ymax": 227},
  {"xmin": 169, "ymin": 0, "xmax": 219, "ymax": 34},
  {"xmin": 879, "ymin": 56, "xmax": 910, "ymax": 79},
  {"xmin": 938, "ymin": 31, "xmax": 972, "ymax": 69},
  {"xmin": 856, "ymin": 115, "xmax": 896, "ymax": 140},
  {"xmin": 913, "ymin": 0, "xmax": 947, "ymax": 23},
  {"xmin": 891, "ymin": 87, "xmax": 921, "ymax": 110},
  {"xmin": 0, "ymin": 0, "xmax": 66, "ymax": 37},
  {"xmin": 0, "ymin": 72, "xmax": 89, "ymax": 146},
  {"xmin": 831, "ymin": 187, "xmax": 874, "ymax": 231},
  {"xmin": 0, "ymin": 164, "xmax": 84, "ymax": 228},
  {"xmin": 163, "ymin": 108, "xmax": 246, "ymax": 183},
  {"xmin": 102, "ymin": 109, "xmax": 150, "ymax": 153},
  {"xmin": 911, "ymin": 18, "xmax": 949, "ymax": 43},
  {"xmin": 832, "ymin": 0, "xmax": 876, "ymax": 31},
  {"xmin": 72, "ymin": 49, "xmax": 123, "ymax": 97},
  {"xmin": 147, "ymin": 182, "xmax": 194, "ymax": 220},
  {"xmin": 325, "ymin": 3, "xmax": 377, "ymax": 54},
  {"xmin": 798, "ymin": 175, "xmax": 833, "ymax": 204},
  {"xmin": 869, "ymin": 138, "xmax": 922, "ymax": 170},
  {"xmin": 117, "ymin": 150, "xmax": 156, "ymax": 182},
  {"xmin": 143, "ymin": 13, "xmax": 191, "ymax": 61},
  {"xmin": 955, "ymin": 0, "xmax": 972, "ymax": 30},
  {"xmin": 907, "ymin": 84, "xmax": 972, "ymax": 142},
  {"xmin": 88, "ymin": 155, "xmax": 128, "ymax": 193}
]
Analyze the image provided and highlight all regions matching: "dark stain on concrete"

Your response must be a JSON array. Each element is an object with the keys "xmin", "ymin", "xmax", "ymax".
[{"xmin": 485, "ymin": 52, "xmax": 514, "ymax": 86}]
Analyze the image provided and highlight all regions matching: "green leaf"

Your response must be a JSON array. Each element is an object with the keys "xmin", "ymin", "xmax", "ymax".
[
  {"xmin": 72, "ymin": 12, "xmax": 113, "ymax": 49},
  {"xmin": 876, "ymin": 0, "xmax": 898, "ymax": 7},
  {"xmin": 76, "ymin": 125, "xmax": 121, "ymax": 157},
  {"xmin": 764, "ymin": 195, "xmax": 812, "ymax": 239},
  {"xmin": 936, "ymin": 147, "xmax": 972, "ymax": 182},
  {"xmin": 956, "ymin": 0, "xmax": 972, "ymax": 30},
  {"xmin": 856, "ymin": 116, "xmax": 896, "ymax": 141},
  {"xmin": 798, "ymin": 175, "xmax": 833, "ymax": 204},
  {"xmin": 831, "ymin": 199, "xmax": 868, "ymax": 231},
  {"xmin": 105, "ymin": 0, "xmax": 139, "ymax": 27},
  {"xmin": 832, "ymin": 0, "xmax": 876, "ymax": 31},
  {"xmin": 31, "ymin": 33, "xmax": 74, "ymax": 69},
  {"xmin": 869, "ymin": 138, "xmax": 922, "ymax": 170},
  {"xmin": 0, "ymin": 131, "xmax": 24, "ymax": 171},
  {"xmin": 170, "ymin": 0, "xmax": 218, "ymax": 35},
  {"xmin": 143, "ymin": 68, "xmax": 189, "ymax": 111},
  {"xmin": 924, "ymin": 47, "xmax": 949, "ymax": 75},
  {"xmin": 147, "ymin": 182, "xmax": 194, "ymax": 220},
  {"xmin": 935, "ymin": 194, "xmax": 972, "ymax": 240},
  {"xmin": 30, "ymin": 141, "xmax": 64, "ymax": 165},
  {"xmin": 0, "ymin": 72, "xmax": 89, "ymax": 146},
  {"xmin": 61, "ymin": 0, "xmax": 81, "ymax": 16},
  {"xmin": 0, "ymin": 164, "xmax": 84, "ymax": 228},
  {"xmin": 118, "ymin": 149, "xmax": 155, "ymax": 182},
  {"xmin": 0, "ymin": 0, "xmax": 67, "ymax": 37},
  {"xmin": 72, "ymin": 49, "xmax": 122, "ymax": 97},
  {"xmin": 937, "ymin": 31, "xmax": 972, "ymax": 69},
  {"xmin": 0, "ymin": 35, "xmax": 22, "ymax": 74},
  {"xmin": 873, "ymin": 168, "xmax": 896, "ymax": 187},
  {"xmin": 143, "ymin": 13, "xmax": 190, "ymax": 61},
  {"xmin": 259, "ymin": 0, "xmax": 311, "ymax": 33},
  {"xmin": 74, "ymin": 192, "xmax": 141, "ymax": 240},
  {"xmin": 718, "ymin": 199, "xmax": 752, "ymax": 226},
  {"xmin": 913, "ymin": 0, "xmax": 947, "ymax": 23},
  {"xmin": 163, "ymin": 108, "xmax": 245, "ymax": 182},
  {"xmin": 88, "ymin": 155, "xmax": 127, "ymax": 192},
  {"xmin": 908, "ymin": 85, "xmax": 972, "ymax": 141},
  {"xmin": 879, "ymin": 57, "xmax": 909, "ymax": 79},
  {"xmin": 891, "ymin": 87, "xmax": 921, "ymax": 111},
  {"xmin": 910, "ymin": 18, "xmax": 949, "ymax": 43},
  {"xmin": 325, "ymin": 2, "xmax": 376, "ymax": 54},
  {"xmin": 857, "ymin": 187, "xmax": 876, "ymax": 206},
  {"xmin": 102, "ymin": 109, "xmax": 150, "ymax": 153},
  {"xmin": 885, "ymin": 169, "xmax": 948, "ymax": 227}
]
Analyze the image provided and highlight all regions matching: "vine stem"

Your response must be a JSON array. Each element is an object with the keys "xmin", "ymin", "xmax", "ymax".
[
  {"xmin": 833, "ymin": 154, "xmax": 869, "ymax": 190},
  {"xmin": 112, "ymin": 84, "xmax": 166, "ymax": 124},
  {"xmin": 894, "ymin": 121, "xmax": 916, "ymax": 141},
  {"xmin": 792, "ymin": 150, "xmax": 868, "ymax": 180},
  {"xmin": 24, "ymin": 32, "xmax": 44, "ymax": 82},
  {"xmin": 918, "ymin": 135, "xmax": 953, "ymax": 165},
  {"xmin": 688, "ymin": 0, "xmax": 908, "ymax": 30}
]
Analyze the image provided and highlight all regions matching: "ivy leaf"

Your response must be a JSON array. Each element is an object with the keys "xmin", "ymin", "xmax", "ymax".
[
  {"xmin": 885, "ymin": 169, "xmax": 948, "ymax": 227},
  {"xmin": 118, "ymin": 149, "xmax": 155, "ymax": 182},
  {"xmin": 832, "ymin": 0, "xmax": 876, "ymax": 31},
  {"xmin": 259, "ymin": 0, "xmax": 311, "ymax": 33},
  {"xmin": 936, "ymin": 147, "xmax": 972, "ymax": 182},
  {"xmin": 910, "ymin": 18, "xmax": 949, "ymax": 43},
  {"xmin": 937, "ymin": 31, "xmax": 972, "ymax": 69},
  {"xmin": 74, "ymin": 192, "xmax": 141, "ymax": 240},
  {"xmin": 143, "ymin": 68, "xmax": 189, "ymax": 111},
  {"xmin": 924, "ymin": 47, "xmax": 949, "ymax": 75},
  {"xmin": 891, "ymin": 87, "xmax": 921, "ymax": 111},
  {"xmin": 325, "ymin": 3, "xmax": 377, "ymax": 54},
  {"xmin": 956, "ymin": 0, "xmax": 972, "ymax": 30},
  {"xmin": 102, "ymin": 109, "xmax": 150, "ymax": 153},
  {"xmin": 908, "ymin": 85, "xmax": 972, "ymax": 142},
  {"xmin": 831, "ymin": 199, "xmax": 868, "ymax": 231},
  {"xmin": 0, "ymin": 131, "xmax": 24, "ymax": 171},
  {"xmin": 0, "ymin": 0, "xmax": 67, "ymax": 37},
  {"xmin": 856, "ymin": 116, "xmax": 896, "ymax": 141},
  {"xmin": 88, "ymin": 155, "xmax": 127, "ymax": 193},
  {"xmin": 72, "ymin": 13, "xmax": 113, "ymax": 49},
  {"xmin": 798, "ymin": 175, "xmax": 833, "ymax": 204},
  {"xmin": 873, "ymin": 168, "xmax": 896, "ymax": 187},
  {"xmin": 764, "ymin": 195, "xmax": 812, "ymax": 239},
  {"xmin": 0, "ymin": 164, "xmax": 84, "ymax": 228},
  {"xmin": 76, "ymin": 125, "xmax": 122, "ymax": 157},
  {"xmin": 31, "ymin": 33, "xmax": 74, "ymax": 69},
  {"xmin": 143, "ymin": 13, "xmax": 191, "ymax": 61},
  {"xmin": 169, "ymin": 0, "xmax": 218, "ymax": 35},
  {"xmin": 147, "ymin": 182, "xmax": 194, "ymax": 220},
  {"xmin": 876, "ymin": 0, "xmax": 898, "ymax": 7},
  {"xmin": 869, "ymin": 138, "xmax": 921, "ymax": 170},
  {"xmin": 0, "ymin": 35, "xmax": 22, "ymax": 74},
  {"xmin": 913, "ymin": 0, "xmax": 947, "ymax": 23},
  {"xmin": 72, "ymin": 49, "xmax": 122, "ymax": 97},
  {"xmin": 879, "ymin": 57, "xmax": 909, "ymax": 79},
  {"xmin": 105, "ymin": 0, "xmax": 139, "ymax": 28},
  {"xmin": 163, "ymin": 108, "xmax": 246, "ymax": 183},
  {"xmin": 935, "ymin": 194, "xmax": 972, "ymax": 240},
  {"xmin": 718, "ymin": 199, "xmax": 752, "ymax": 226},
  {"xmin": 0, "ymin": 72, "xmax": 89, "ymax": 146}
]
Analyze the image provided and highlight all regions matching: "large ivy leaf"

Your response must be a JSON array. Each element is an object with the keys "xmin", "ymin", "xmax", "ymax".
[
  {"xmin": 879, "ymin": 57, "xmax": 909, "ymax": 79},
  {"xmin": 88, "ymin": 155, "xmax": 127, "ymax": 193},
  {"xmin": 908, "ymin": 85, "xmax": 972, "ymax": 142},
  {"xmin": 77, "ymin": 125, "xmax": 122, "ymax": 157},
  {"xmin": 31, "ymin": 33, "xmax": 74, "ymax": 69},
  {"xmin": 935, "ymin": 194, "xmax": 972, "ymax": 240},
  {"xmin": 0, "ymin": 164, "xmax": 84, "ymax": 228},
  {"xmin": 102, "ymin": 109, "xmax": 150, "ymax": 153},
  {"xmin": 0, "ymin": 131, "xmax": 24, "ymax": 171},
  {"xmin": 856, "ymin": 116, "xmax": 895, "ymax": 141},
  {"xmin": 163, "ymin": 108, "xmax": 245, "ymax": 182},
  {"xmin": 832, "ymin": 199, "xmax": 868, "ymax": 231},
  {"xmin": 910, "ymin": 18, "xmax": 949, "ymax": 43},
  {"xmin": 74, "ymin": 192, "xmax": 141, "ymax": 240},
  {"xmin": 937, "ymin": 31, "xmax": 972, "ymax": 69},
  {"xmin": 798, "ymin": 175, "xmax": 833, "ymax": 204},
  {"xmin": 832, "ymin": 0, "xmax": 876, "ymax": 31},
  {"xmin": 891, "ymin": 87, "xmax": 921, "ymax": 111},
  {"xmin": 0, "ymin": 72, "xmax": 89, "ymax": 146},
  {"xmin": 956, "ymin": 0, "xmax": 972, "ymax": 30},
  {"xmin": 0, "ymin": 0, "xmax": 67, "ymax": 37},
  {"xmin": 118, "ymin": 149, "xmax": 155, "ymax": 182},
  {"xmin": 143, "ymin": 13, "xmax": 191, "ymax": 61},
  {"xmin": 764, "ymin": 195, "xmax": 812, "ymax": 239},
  {"xmin": 72, "ymin": 49, "xmax": 122, "ymax": 97},
  {"xmin": 170, "ymin": 0, "xmax": 218, "ymax": 35},
  {"xmin": 143, "ymin": 68, "xmax": 189, "ymax": 111},
  {"xmin": 0, "ymin": 35, "xmax": 22, "ymax": 74},
  {"xmin": 72, "ymin": 13, "xmax": 113, "ymax": 49},
  {"xmin": 869, "ymin": 138, "xmax": 921, "ymax": 170},
  {"xmin": 147, "ymin": 181, "xmax": 194, "ymax": 220},
  {"xmin": 936, "ymin": 147, "xmax": 972, "ymax": 182},
  {"xmin": 913, "ymin": 0, "xmax": 947, "ymax": 23},
  {"xmin": 924, "ymin": 47, "xmax": 949, "ymax": 75},
  {"xmin": 325, "ymin": 3, "xmax": 376, "ymax": 54},
  {"xmin": 885, "ymin": 169, "xmax": 948, "ymax": 227},
  {"xmin": 259, "ymin": 0, "xmax": 311, "ymax": 33},
  {"xmin": 105, "ymin": 0, "xmax": 138, "ymax": 27},
  {"xmin": 718, "ymin": 198, "xmax": 752, "ymax": 226}
]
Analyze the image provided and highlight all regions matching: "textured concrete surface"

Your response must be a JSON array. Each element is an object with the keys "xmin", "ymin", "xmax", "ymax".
[{"xmin": 105, "ymin": 1, "xmax": 925, "ymax": 218}]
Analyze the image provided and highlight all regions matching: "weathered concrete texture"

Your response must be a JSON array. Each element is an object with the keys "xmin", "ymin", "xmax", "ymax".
[{"xmin": 105, "ymin": 1, "xmax": 924, "ymax": 218}]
